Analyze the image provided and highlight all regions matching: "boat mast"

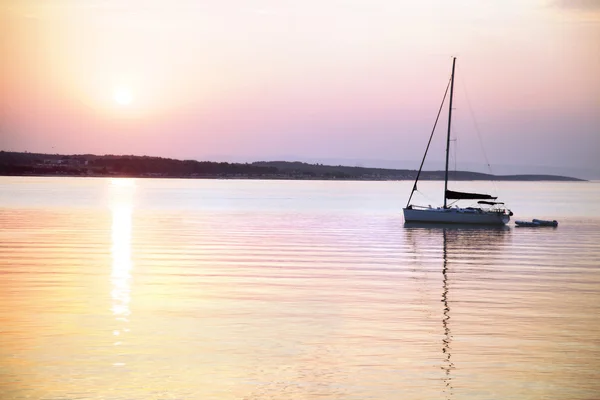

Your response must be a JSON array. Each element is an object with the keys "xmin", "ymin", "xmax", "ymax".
[{"xmin": 443, "ymin": 57, "xmax": 456, "ymax": 209}]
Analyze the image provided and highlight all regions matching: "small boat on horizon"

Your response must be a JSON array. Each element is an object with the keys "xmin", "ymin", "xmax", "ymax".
[{"xmin": 403, "ymin": 57, "xmax": 513, "ymax": 226}]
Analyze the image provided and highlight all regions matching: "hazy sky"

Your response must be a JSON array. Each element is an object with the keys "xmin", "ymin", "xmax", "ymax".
[{"xmin": 1, "ymin": 0, "xmax": 599, "ymax": 174}]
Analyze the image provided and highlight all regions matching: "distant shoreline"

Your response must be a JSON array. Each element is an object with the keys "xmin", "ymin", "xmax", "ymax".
[
  {"xmin": 3, "ymin": 173, "xmax": 587, "ymax": 182},
  {"xmin": 0, "ymin": 151, "xmax": 586, "ymax": 182}
]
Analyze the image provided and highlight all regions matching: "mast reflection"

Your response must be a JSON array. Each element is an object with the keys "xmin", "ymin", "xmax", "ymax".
[
  {"xmin": 404, "ymin": 223, "xmax": 509, "ymax": 399},
  {"xmin": 441, "ymin": 229, "xmax": 454, "ymax": 397}
]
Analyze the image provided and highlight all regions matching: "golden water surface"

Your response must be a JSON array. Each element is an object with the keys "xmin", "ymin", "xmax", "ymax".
[{"xmin": 1, "ymin": 177, "xmax": 599, "ymax": 399}]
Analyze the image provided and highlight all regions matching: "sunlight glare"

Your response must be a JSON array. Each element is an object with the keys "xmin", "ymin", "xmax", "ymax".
[
  {"xmin": 111, "ymin": 178, "xmax": 135, "ymax": 187},
  {"xmin": 113, "ymin": 87, "xmax": 133, "ymax": 106},
  {"xmin": 109, "ymin": 178, "xmax": 135, "ymax": 353},
  {"xmin": 111, "ymin": 205, "xmax": 132, "ymax": 317}
]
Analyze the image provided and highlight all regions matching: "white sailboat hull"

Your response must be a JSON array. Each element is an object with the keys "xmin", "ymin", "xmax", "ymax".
[{"xmin": 403, "ymin": 207, "xmax": 510, "ymax": 225}]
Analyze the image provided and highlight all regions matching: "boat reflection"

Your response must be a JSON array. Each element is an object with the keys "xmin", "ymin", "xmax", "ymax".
[
  {"xmin": 403, "ymin": 222, "xmax": 511, "ymax": 232},
  {"xmin": 109, "ymin": 179, "xmax": 135, "ymax": 357},
  {"xmin": 404, "ymin": 223, "xmax": 510, "ymax": 399}
]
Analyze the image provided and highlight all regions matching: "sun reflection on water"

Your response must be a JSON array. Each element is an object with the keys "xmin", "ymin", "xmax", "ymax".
[{"xmin": 109, "ymin": 179, "xmax": 135, "ymax": 357}]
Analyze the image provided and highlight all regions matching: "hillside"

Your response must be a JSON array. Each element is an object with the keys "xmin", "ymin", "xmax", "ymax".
[{"xmin": 0, "ymin": 151, "xmax": 585, "ymax": 181}]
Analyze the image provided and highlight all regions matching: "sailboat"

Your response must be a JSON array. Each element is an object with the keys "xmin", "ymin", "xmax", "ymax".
[{"xmin": 403, "ymin": 57, "xmax": 513, "ymax": 225}]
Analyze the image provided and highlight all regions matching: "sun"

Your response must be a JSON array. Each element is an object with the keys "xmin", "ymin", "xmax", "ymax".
[{"xmin": 113, "ymin": 87, "xmax": 133, "ymax": 106}]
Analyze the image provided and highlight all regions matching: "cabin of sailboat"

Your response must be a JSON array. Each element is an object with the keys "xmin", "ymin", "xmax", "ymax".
[{"xmin": 403, "ymin": 58, "xmax": 512, "ymax": 225}]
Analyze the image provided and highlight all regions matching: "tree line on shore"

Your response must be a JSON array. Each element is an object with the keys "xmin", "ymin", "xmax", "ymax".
[{"xmin": 0, "ymin": 151, "xmax": 583, "ymax": 181}]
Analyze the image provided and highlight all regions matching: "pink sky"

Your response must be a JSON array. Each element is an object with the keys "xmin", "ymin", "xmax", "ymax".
[{"xmin": 1, "ymin": 1, "xmax": 599, "ymax": 175}]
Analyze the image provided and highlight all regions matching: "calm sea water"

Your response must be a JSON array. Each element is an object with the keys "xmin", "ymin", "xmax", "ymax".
[{"xmin": 1, "ymin": 177, "xmax": 599, "ymax": 400}]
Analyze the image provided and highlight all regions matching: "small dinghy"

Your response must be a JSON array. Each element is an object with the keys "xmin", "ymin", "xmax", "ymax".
[
  {"xmin": 533, "ymin": 219, "xmax": 558, "ymax": 227},
  {"xmin": 515, "ymin": 219, "xmax": 558, "ymax": 227}
]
